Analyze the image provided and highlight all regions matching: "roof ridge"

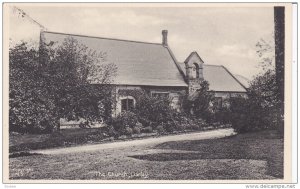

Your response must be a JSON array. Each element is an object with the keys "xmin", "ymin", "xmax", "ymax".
[
  {"xmin": 42, "ymin": 31, "xmax": 163, "ymax": 46},
  {"xmin": 203, "ymin": 64, "xmax": 223, "ymax": 67},
  {"xmin": 178, "ymin": 63, "xmax": 223, "ymax": 67}
]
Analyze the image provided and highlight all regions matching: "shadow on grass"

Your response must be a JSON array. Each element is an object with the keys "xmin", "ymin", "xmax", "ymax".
[
  {"xmin": 131, "ymin": 130, "xmax": 283, "ymax": 178},
  {"xmin": 129, "ymin": 153, "xmax": 266, "ymax": 161},
  {"xmin": 9, "ymin": 128, "xmax": 109, "ymax": 153},
  {"xmin": 9, "ymin": 151, "xmax": 42, "ymax": 158}
]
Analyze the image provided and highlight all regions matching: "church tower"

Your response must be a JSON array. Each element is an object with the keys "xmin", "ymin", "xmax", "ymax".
[{"xmin": 184, "ymin": 51, "xmax": 204, "ymax": 95}]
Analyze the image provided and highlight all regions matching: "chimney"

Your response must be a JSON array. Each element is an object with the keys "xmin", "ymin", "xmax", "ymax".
[{"xmin": 162, "ymin": 30, "xmax": 168, "ymax": 46}]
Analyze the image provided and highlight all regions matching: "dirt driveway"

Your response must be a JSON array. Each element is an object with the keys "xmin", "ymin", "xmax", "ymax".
[
  {"xmin": 33, "ymin": 128, "xmax": 235, "ymax": 155},
  {"xmin": 10, "ymin": 128, "xmax": 279, "ymax": 180}
]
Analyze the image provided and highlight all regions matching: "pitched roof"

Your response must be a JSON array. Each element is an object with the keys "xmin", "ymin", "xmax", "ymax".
[
  {"xmin": 234, "ymin": 74, "xmax": 250, "ymax": 88},
  {"xmin": 184, "ymin": 51, "xmax": 204, "ymax": 64},
  {"xmin": 178, "ymin": 63, "xmax": 247, "ymax": 92},
  {"xmin": 41, "ymin": 31, "xmax": 187, "ymax": 87}
]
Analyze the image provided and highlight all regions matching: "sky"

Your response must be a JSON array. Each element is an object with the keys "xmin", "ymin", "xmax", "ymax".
[{"xmin": 9, "ymin": 4, "xmax": 275, "ymax": 80}]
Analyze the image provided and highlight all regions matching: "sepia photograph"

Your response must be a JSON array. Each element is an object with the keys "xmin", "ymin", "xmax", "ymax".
[{"xmin": 2, "ymin": 2, "xmax": 295, "ymax": 184}]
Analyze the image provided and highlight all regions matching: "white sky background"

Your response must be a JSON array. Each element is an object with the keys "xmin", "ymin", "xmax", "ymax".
[{"xmin": 10, "ymin": 5, "xmax": 275, "ymax": 80}]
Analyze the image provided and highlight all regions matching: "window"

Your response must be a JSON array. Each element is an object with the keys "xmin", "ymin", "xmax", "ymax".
[
  {"xmin": 214, "ymin": 97, "xmax": 222, "ymax": 109},
  {"xmin": 191, "ymin": 63, "xmax": 200, "ymax": 78},
  {"xmin": 121, "ymin": 98, "xmax": 134, "ymax": 112},
  {"xmin": 170, "ymin": 94, "xmax": 180, "ymax": 111},
  {"xmin": 151, "ymin": 92, "xmax": 169, "ymax": 98}
]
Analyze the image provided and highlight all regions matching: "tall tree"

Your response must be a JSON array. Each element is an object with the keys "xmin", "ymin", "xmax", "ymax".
[
  {"xmin": 42, "ymin": 37, "xmax": 117, "ymax": 128},
  {"xmin": 9, "ymin": 43, "xmax": 57, "ymax": 133},
  {"xmin": 9, "ymin": 38, "xmax": 117, "ymax": 133}
]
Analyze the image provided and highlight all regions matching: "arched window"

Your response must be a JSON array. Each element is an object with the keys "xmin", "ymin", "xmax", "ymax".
[{"xmin": 191, "ymin": 63, "xmax": 199, "ymax": 78}]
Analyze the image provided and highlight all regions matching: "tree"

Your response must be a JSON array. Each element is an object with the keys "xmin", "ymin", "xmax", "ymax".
[
  {"xmin": 135, "ymin": 90, "xmax": 174, "ymax": 127},
  {"xmin": 251, "ymin": 11, "xmax": 285, "ymax": 134},
  {"xmin": 229, "ymin": 34, "xmax": 284, "ymax": 134},
  {"xmin": 248, "ymin": 69, "xmax": 279, "ymax": 109},
  {"xmin": 255, "ymin": 38, "xmax": 275, "ymax": 71},
  {"xmin": 9, "ymin": 37, "xmax": 117, "ymax": 133},
  {"xmin": 247, "ymin": 69, "xmax": 283, "ymax": 133},
  {"xmin": 182, "ymin": 80, "xmax": 215, "ymax": 122},
  {"xmin": 193, "ymin": 80, "xmax": 215, "ymax": 116},
  {"xmin": 9, "ymin": 43, "xmax": 57, "ymax": 133},
  {"xmin": 41, "ymin": 37, "xmax": 117, "ymax": 128}
]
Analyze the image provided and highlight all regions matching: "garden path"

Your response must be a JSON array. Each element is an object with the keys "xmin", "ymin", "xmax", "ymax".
[{"xmin": 32, "ymin": 128, "xmax": 235, "ymax": 155}]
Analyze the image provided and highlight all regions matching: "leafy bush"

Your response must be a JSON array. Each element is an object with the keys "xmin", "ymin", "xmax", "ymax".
[
  {"xmin": 135, "ymin": 122, "xmax": 143, "ymax": 128},
  {"xmin": 134, "ymin": 92, "xmax": 175, "ymax": 127},
  {"xmin": 194, "ymin": 118, "xmax": 207, "ymax": 128},
  {"xmin": 225, "ymin": 69, "xmax": 283, "ymax": 134},
  {"xmin": 142, "ymin": 126, "xmax": 153, "ymax": 133},
  {"xmin": 201, "ymin": 111, "xmax": 216, "ymax": 124},
  {"xmin": 156, "ymin": 125, "xmax": 165, "ymax": 134},
  {"xmin": 111, "ymin": 111, "xmax": 138, "ymax": 134},
  {"xmin": 248, "ymin": 69, "xmax": 283, "ymax": 135},
  {"xmin": 124, "ymin": 127, "xmax": 133, "ymax": 136},
  {"xmin": 9, "ymin": 39, "xmax": 116, "ymax": 134},
  {"xmin": 228, "ymin": 97, "xmax": 269, "ymax": 133},
  {"xmin": 163, "ymin": 121, "xmax": 176, "ymax": 132},
  {"xmin": 191, "ymin": 124, "xmax": 200, "ymax": 130},
  {"xmin": 214, "ymin": 108, "xmax": 232, "ymax": 124},
  {"xmin": 107, "ymin": 126, "xmax": 118, "ymax": 137},
  {"xmin": 132, "ymin": 126, "xmax": 141, "ymax": 134},
  {"xmin": 138, "ymin": 117, "xmax": 151, "ymax": 127},
  {"xmin": 115, "ymin": 89, "xmax": 213, "ymax": 134},
  {"xmin": 9, "ymin": 43, "xmax": 59, "ymax": 133},
  {"xmin": 181, "ymin": 80, "xmax": 214, "ymax": 123}
]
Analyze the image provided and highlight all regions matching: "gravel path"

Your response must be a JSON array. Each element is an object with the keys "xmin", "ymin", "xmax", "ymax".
[{"xmin": 33, "ymin": 128, "xmax": 235, "ymax": 155}]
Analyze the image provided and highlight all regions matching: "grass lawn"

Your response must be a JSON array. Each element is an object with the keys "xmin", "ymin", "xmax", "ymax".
[
  {"xmin": 9, "ymin": 130, "xmax": 283, "ymax": 180},
  {"xmin": 9, "ymin": 128, "xmax": 109, "ymax": 152},
  {"xmin": 139, "ymin": 130, "xmax": 284, "ymax": 178}
]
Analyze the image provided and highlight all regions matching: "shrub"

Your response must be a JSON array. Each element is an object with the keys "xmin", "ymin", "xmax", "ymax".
[
  {"xmin": 9, "ymin": 43, "xmax": 56, "ymax": 134},
  {"xmin": 124, "ymin": 127, "xmax": 133, "ymax": 136},
  {"xmin": 107, "ymin": 126, "xmax": 118, "ymax": 137},
  {"xmin": 134, "ymin": 91, "xmax": 176, "ymax": 128},
  {"xmin": 229, "ymin": 97, "xmax": 269, "ymax": 133},
  {"xmin": 182, "ymin": 80, "xmax": 214, "ymax": 120},
  {"xmin": 137, "ymin": 117, "xmax": 151, "ymax": 127},
  {"xmin": 111, "ymin": 111, "xmax": 138, "ymax": 134},
  {"xmin": 242, "ymin": 69, "xmax": 283, "ymax": 135},
  {"xmin": 163, "ymin": 121, "xmax": 176, "ymax": 132},
  {"xmin": 201, "ymin": 110, "xmax": 215, "ymax": 124},
  {"xmin": 191, "ymin": 124, "xmax": 200, "ymax": 130},
  {"xmin": 135, "ymin": 122, "xmax": 143, "ymax": 128},
  {"xmin": 142, "ymin": 126, "xmax": 153, "ymax": 133},
  {"xmin": 194, "ymin": 118, "xmax": 207, "ymax": 128},
  {"xmin": 132, "ymin": 126, "xmax": 141, "ymax": 134},
  {"xmin": 215, "ymin": 108, "xmax": 232, "ymax": 124},
  {"xmin": 156, "ymin": 125, "xmax": 165, "ymax": 134}
]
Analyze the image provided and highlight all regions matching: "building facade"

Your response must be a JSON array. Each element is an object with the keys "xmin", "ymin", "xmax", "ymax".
[{"xmin": 41, "ymin": 30, "xmax": 248, "ymax": 116}]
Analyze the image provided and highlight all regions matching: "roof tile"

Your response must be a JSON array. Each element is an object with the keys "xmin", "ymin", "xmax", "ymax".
[
  {"xmin": 42, "ymin": 31, "xmax": 188, "ymax": 87},
  {"xmin": 178, "ymin": 63, "xmax": 247, "ymax": 92}
]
